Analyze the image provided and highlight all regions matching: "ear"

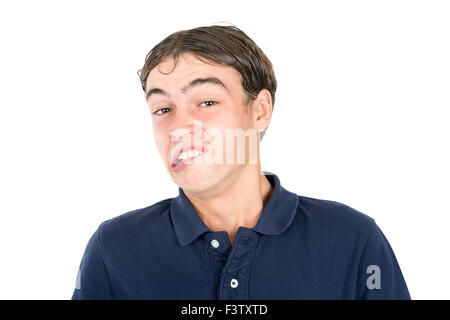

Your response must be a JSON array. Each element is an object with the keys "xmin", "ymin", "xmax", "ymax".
[{"xmin": 251, "ymin": 89, "xmax": 273, "ymax": 132}]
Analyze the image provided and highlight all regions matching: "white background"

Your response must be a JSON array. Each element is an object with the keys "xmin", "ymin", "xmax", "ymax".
[{"xmin": 0, "ymin": 0, "xmax": 449, "ymax": 299}]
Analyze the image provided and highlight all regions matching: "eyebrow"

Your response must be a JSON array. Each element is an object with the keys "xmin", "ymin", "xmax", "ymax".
[{"xmin": 145, "ymin": 77, "xmax": 229, "ymax": 101}]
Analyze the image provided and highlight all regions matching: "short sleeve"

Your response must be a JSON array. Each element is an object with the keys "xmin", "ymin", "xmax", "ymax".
[
  {"xmin": 356, "ymin": 221, "xmax": 411, "ymax": 300},
  {"xmin": 71, "ymin": 224, "xmax": 113, "ymax": 300}
]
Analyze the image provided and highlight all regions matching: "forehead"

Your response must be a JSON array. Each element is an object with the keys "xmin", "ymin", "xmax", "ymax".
[{"xmin": 145, "ymin": 53, "xmax": 243, "ymax": 93}]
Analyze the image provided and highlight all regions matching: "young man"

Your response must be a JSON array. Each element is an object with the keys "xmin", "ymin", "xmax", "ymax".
[{"xmin": 72, "ymin": 25, "xmax": 410, "ymax": 299}]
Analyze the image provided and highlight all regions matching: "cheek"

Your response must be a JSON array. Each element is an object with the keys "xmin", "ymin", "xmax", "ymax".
[
  {"xmin": 208, "ymin": 108, "xmax": 249, "ymax": 131},
  {"xmin": 152, "ymin": 121, "xmax": 170, "ymax": 159},
  {"xmin": 205, "ymin": 110, "xmax": 254, "ymax": 159}
]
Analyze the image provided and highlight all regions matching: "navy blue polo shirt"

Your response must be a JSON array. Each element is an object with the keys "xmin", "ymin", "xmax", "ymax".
[{"xmin": 72, "ymin": 172, "xmax": 410, "ymax": 299}]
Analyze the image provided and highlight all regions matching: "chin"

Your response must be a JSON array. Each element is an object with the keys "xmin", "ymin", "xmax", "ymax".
[
  {"xmin": 174, "ymin": 164, "xmax": 237, "ymax": 196},
  {"xmin": 171, "ymin": 165, "xmax": 216, "ymax": 193}
]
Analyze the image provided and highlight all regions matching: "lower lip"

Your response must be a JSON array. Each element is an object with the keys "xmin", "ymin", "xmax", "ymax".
[{"xmin": 170, "ymin": 147, "xmax": 207, "ymax": 173}]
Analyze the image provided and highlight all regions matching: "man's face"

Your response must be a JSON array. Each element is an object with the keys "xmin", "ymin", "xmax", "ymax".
[{"xmin": 145, "ymin": 53, "xmax": 260, "ymax": 194}]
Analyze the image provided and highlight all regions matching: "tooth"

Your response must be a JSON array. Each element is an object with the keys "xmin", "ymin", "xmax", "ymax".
[
  {"xmin": 177, "ymin": 149, "xmax": 203, "ymax": 163},
  {"xmin": 188, "ymin": 150, "xmax": 200, "ymax": 158},
  {"xmin": 178, "ymin": 152, "xmax": 188, "ymax": 160}
]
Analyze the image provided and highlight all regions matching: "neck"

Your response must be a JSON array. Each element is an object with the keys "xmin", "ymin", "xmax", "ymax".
[{"xmin": 183, "ymin": 166, "xmax": 274, "ymax": 247}]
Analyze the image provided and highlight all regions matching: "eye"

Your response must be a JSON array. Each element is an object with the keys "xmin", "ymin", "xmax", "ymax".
[
  {"xmin": 200, "ymin": 101, "xmax": 218, "ymax": 107},
  {"xmin": 152, "ymin": 107, "xmax": 172, "ymax": 116}
]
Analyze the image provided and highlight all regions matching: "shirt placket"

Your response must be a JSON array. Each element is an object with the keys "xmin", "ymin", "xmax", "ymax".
[{"xmin": 204, "ymin": 227, "xmax": 259, "ymax": 300}]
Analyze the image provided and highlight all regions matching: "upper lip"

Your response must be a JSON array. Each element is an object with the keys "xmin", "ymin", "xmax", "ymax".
[{"xmin": 170, "ymin": 142, "xmax": 206, "ymax": 166}]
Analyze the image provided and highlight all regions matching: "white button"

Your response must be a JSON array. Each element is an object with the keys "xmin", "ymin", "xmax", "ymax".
[
  {"xmin": 211, "ymin": 239, "xmax": 220, "ymax": 248},
  {"xmin": 230, "ymin": 278, "xmax": 239, "ymax": 288}
]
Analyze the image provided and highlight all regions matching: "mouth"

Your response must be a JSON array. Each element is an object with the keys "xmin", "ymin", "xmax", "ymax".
[{"xmin": 170, "ymin": 143, "xmax": 208, "ymax": 173}]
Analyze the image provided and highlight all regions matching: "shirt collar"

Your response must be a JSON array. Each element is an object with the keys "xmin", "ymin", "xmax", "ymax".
[{"xmin": 170, "ymin": 171, "xmax": 299, "ymax": 247}]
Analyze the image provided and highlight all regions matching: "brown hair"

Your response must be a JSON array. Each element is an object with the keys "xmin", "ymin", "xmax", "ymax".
[{"xmin": 137, "ymin": 24, "xmax": 277, "ymax": 140}]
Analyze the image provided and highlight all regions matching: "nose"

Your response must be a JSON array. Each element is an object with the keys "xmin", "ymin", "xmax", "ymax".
[{"xmin": 169, "ymin": 107, "xmax": 198, "ymax": 143}]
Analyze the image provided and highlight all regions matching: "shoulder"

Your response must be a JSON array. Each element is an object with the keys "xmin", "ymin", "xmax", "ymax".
[
  {"xmin": 296, "ymin": 194, "xmax": 377, "ymax": 239},
  {"xmin": 96, "ymin": 197, "xmax": 174, "ymax": 244}
]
